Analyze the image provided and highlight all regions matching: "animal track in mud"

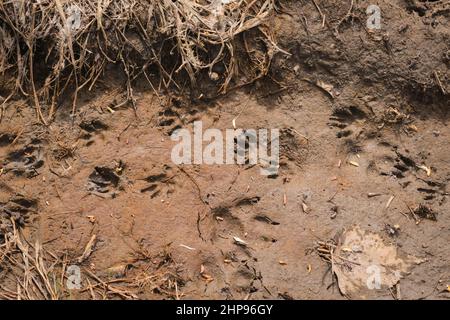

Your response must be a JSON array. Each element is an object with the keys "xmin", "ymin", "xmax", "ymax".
[
  {"xmin": 87, "ymin": 161, "xmax": 125, "ymax": 198},
  {"xmin": 405, "ymin": 0, "xmax": 450, "ymax": 18},
  {"xmin": 156, "ymin": 101, "xmax": 204, "ymax": 136},
  {"xmin": 377, "ymin": 151, "xmax": 417, "ymax": 179},
  {"xmin": 0, "ymin": 133, "xmax": 16, "ymax": 147},
  {"xmin": 329, "ymin": 106, "xmax": 367, "ymax": 129},
  {"xmin": 254, "ymin": 214, "xmax": 280, "ymax": 226},
  {"xmin": 202, "ymin": 251, "xmax": 266, "ymax": 298},
  {"xmin": 3, "ymin": 139, "xmax": 44, "ymax": 177},
  {"xmin": 0, "ymin": 195, "xmax": 37, "ymax": 239},
  {"xmin": 202, "ymin": 194, "xmax": 281, "ymax": 265},
  {"xmin": 329, "ymin": 106, "xmax": 368, "ymax": 145},
  {"xmin": 80, "ymin": 119, "xmax": 108, "ymax": 134},
  {"xmin": 201, "ymin": 195, "xmax": 262, "ymax": 243},
  {"xmin": 279, "ymin": 127, "xmax": 309, "ymax": 169},
  {"xmin": 229, "ymin": 263, "xmax": 263, "ymax": 294},
  {"xmin": 139, "ymin": 164, "xmax": 177, "ymax": 199},
  {"xmin": 415, "ymin": 178, "xmax": 448, "ymax": 201},
  {"xmin": 157, "ymin": 106, "xmax": 183, "ymax": 136},
  {"xmin": 210, "ymin": 206, "xmax": 245, "ymax": 234},
  {"xmin": 79, "ymin": 118, "xmax": 109, "ymax": 146},
  {"xmin": 374, "ymin": 149, "xmax": 446, "ymax": 201}
]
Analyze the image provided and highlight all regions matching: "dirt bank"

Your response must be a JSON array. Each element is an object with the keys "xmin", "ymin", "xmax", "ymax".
[{"xmin": 0, "ymin": 0, "xmax": 449, "ymax": 300}]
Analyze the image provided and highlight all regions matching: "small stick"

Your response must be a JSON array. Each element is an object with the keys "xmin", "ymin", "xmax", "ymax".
[
  {"xmin": 434, "ymin": 71, "xmax": 446, "ymax": 95},
  {"xmin": 385, "ymin": 195, "xmax": 395, "ymax": 209},
  {"xmin": 311, "ymin": 0, "xmax": 326, "ymax": 27}
]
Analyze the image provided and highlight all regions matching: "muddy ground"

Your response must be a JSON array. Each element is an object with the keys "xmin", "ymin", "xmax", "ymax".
[{"xmin": 0, "ymin": 0, "xmax": 449, "ymax": 300}]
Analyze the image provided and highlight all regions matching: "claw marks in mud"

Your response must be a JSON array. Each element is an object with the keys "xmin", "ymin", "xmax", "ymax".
[
  {"xmin": 329, "ymin": 105, "xmax": 368, "ymax": 150},
  {"xmin": 374, "ymin": 149, "xmax": 447, "ymax": 202},
  {"xmin": 156, "ymin": 99, "xmax": 204, "ymax": 136},
  {"xmin": 254, "ymin": 214, "xmax": 280, "ymax": 226},
  {"xmin": 138, "ymin": 165, "xmax": 177, "ymax": 199}
]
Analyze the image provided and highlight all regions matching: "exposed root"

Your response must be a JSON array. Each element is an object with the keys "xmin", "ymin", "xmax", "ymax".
[{"xmin": 0, "ymin": 0, "xmax": 282, "ymax": 122}]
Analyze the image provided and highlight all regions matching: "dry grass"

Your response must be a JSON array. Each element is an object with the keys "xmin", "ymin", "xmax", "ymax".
[
  {"xmin": 0, "ymin": 219, "xmax": 63, "ymax": 299},
  {"xmin": 0, "ymin": 0, "xmax": 282, "ymax": 123},
  {"xmin": 0, "ymin": 219, "xmax": 186, "ymax": 300}
]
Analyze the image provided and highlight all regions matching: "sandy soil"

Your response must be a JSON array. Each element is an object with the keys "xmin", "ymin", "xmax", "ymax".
[{"xmin": 0, "ymin": 0, "xmax": 449, "ymax": 300}]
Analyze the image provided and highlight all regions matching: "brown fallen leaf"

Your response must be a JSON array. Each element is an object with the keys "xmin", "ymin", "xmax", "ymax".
[{"xmin": 331, "ymin": 226, "xmax": 424, "ymax": 298}]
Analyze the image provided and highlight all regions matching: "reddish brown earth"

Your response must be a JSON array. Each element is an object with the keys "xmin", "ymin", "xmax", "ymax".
[{"xmin": 0, "ymin": 0, "xmax": 449, "ymax": 299}]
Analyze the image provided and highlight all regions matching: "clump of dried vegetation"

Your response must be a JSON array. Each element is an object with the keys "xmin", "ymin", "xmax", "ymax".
[
  {"xmin": 0, "ymin": 217, "xmax": 186, "ymax": 300},
  {"xmin": 0, "ymin": 219, "xmax": 63, "ymax": 299},
  {"xmin": 0, "ymin": 0, "xmax": 283, "ymax": 123}
]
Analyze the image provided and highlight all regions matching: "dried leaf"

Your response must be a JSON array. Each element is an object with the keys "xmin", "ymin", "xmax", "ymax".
[{"xmin": 315, "ymin": 80, "xmax": 336, "ymax": 98}]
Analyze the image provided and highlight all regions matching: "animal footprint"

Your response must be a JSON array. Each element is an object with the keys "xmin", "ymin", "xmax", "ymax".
[
  {"xmin": 0, "ymin": 195, "xmax": 37, "ymax": 231},
  {"xmin": 139, "ymin": 165, "xmax": 176, "ymax": 198},
  {"xmin": 329, "ymin": 106, "xmax": 367, "ymax": 129},
  {"xmin": 279, "ymin": 127, "xmax": 309, "ymax": 169},
  {"xmin": 3, "ymin": 140, "xmax": 44, "ymax": 177},
  {"xmin": 157, "ymin": 101, "xmax": 202, "ymax": 136},
  {"xmin": 87, "ymin": 161, "xmax": 125, "ymax": 198}
]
